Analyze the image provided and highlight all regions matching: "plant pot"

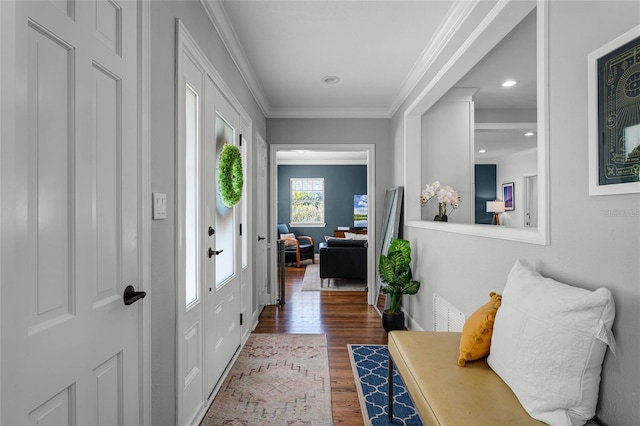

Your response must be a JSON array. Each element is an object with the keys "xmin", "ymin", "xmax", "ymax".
[{"xmin": 382, "ymin": 311, "xmax": 405, "ymax": 333}]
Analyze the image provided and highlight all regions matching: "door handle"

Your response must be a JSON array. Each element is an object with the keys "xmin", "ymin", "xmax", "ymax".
[
  {"xmin": 258, "ymin": 236, "xmax": 266, "ymax": 241},
  {"xmin": 123, "ymin": 285, "xmax": 147, "ymax": 305},
  {"xmin": 208, "ymin": 248, "xmax": 223, "ymax": 258}
]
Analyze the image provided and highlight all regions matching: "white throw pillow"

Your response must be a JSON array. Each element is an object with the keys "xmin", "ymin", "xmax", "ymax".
[
  {"xmin": 488, "ymin": 260, "xmax": 616, "ymax": 426},
  {"xmin": 280, "ymin": 233, "xmax": 296, "ymax": 246},
  {"xmin": 344, "ymin": 232, "xmax": 368, "ymax": 240}
]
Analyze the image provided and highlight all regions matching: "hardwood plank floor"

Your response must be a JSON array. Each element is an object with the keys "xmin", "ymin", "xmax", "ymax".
[{"xmin": 253, "ymin": 262, "xmax": 388, "ymax": 425}]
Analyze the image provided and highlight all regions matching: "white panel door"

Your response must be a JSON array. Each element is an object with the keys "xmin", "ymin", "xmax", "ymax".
[
  {"xmin": 204, "ymin": 78, "xmax": 242, "ymax": 397},
  {"xmin": 256, "ymin": 135, "xmax": 270, "ymax": 307},
  {"xmin": 239, "ymin": 129, "xmax": 252, "ymax": 341},
  {"xmin": 1, "ymin": 1, "xmax": 141, "ymax": 425}
]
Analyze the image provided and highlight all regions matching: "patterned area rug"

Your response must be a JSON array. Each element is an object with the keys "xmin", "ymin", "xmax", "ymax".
[
  {"xmin": 348, "ymin": 345, "xmax": 423, "ymax": 426},
  {"xmin": 202, "ymin": 333, "xmax": 333, "ymax": 426},
  {"xmin": 301, "ymin": 264, "xmax": 367, "ymax": 292}
]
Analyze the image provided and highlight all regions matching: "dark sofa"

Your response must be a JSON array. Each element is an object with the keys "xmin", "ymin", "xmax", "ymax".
[{"xmin": 319, "ymin": 238, "xmax": 368, "ymax": 284}]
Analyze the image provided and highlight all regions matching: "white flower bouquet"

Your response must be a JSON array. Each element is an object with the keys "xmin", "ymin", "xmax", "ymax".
[
  {"xmin": 420, "ymin": 181, "xmax": 460, "ymax": 221},
  {"xmin": 420, "ymin": 181, "xmax": 460, "ymax": 208}
]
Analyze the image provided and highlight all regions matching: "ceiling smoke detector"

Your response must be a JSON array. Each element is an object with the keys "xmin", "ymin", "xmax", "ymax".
[{"xmin": 321, "ymin": 76, "xmax": 341, "ymax": 85}]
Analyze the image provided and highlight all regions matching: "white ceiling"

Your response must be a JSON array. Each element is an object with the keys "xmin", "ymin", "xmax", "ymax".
[
  {"xmin": 208, "ymin": 0, "xmax": 536, "ymax": 119},
  {"xmin": 222, "ymin": 1, "xmax": 456, "ymax": 118}
]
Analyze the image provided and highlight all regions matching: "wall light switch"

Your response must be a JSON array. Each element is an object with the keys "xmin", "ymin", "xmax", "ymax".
[{"xmin": 153, "ymin": 193, "xmax": 167, "ymax": 220}]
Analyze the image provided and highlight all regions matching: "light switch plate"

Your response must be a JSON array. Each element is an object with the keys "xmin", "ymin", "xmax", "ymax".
[{"xmin": 152, "ymin": 193, "xmax": 167, "ymax": 220}]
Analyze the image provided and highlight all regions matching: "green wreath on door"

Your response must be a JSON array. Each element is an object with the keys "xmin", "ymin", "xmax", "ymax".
[{"xmin": 218, "ymin": 144, "xmax": 243, "ymax": 207}]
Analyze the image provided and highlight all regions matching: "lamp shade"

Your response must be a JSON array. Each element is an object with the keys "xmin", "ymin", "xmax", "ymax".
[{"xmin": 486, "ymin": 201, "xmax": 506, "ymax": 213}]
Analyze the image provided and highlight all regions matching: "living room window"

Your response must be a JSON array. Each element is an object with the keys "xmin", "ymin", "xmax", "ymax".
[{"xmin": 290, "ymin": 178, "xmax": 325, "ymax": 226}]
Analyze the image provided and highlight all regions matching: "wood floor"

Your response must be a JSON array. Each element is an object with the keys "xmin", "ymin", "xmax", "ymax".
[{"xmin": 253, "ymin": 262, "xmax": 388, "ymax": 425}]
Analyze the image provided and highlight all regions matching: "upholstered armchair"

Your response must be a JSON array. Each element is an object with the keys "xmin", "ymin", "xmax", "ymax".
[{"xmin": 277, "ymin": 224, "xmax": 315, "ymax": 267}]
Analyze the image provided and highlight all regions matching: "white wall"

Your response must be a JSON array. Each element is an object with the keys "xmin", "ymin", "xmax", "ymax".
[
  {"xmin": 420, "ymin": 97, "xmax": 474, "ymax": 224},
  {"xmin": 149, "ymin": 2, "xmax": 266, "ymax": 424},
  {"xmin": 392, "ymin": 2, "xmax": 639, "ymax": 425}
]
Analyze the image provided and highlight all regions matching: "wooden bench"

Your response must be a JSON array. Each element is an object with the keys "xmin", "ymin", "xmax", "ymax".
[{"xmin": 387, "ymin": 331, "xmax": 545, "ymax": 425}]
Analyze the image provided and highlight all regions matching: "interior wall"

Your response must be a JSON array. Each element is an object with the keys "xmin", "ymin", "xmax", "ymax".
[
  {"xmin": 277, "ymin": 165, "xmax": 367, "ymax": 251},
  {"xmin": 475, "ymin": 164, "xmax": 497, "ymax": 224},
  {"xmin": 495, "ymin": 148, "xmax": 537, "ymax": 228},
  {"xmin": 149, "ymin": 2, "xmax": 266, "ymax": 424},
  {"xmin": 267, "ymin": 118, "xmax": 393, "ymax": 249},
  {"xmin": 391, "ymin": 2, "xmax": 639, "ymax": 425},
  {"xmin": 420, "ymin": 98, "xmax": 473, "ymax": 223}
]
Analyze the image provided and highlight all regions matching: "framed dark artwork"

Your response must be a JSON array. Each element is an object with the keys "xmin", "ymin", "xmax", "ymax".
[
  {"xmin": 502, "ymin": 182, "xmax": 514, "ymax": 211},
  {"xmin": 588, "ymin": 26, "xmax": 640, "ymax": 195}
]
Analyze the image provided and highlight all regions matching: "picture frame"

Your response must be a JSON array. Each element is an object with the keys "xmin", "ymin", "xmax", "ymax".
[
  {"xmin": 502, "ymin": 182, "xmax": 514, "ymax": 211},
  {"xmin": 588, "ymin": 25, "xmax": 640, "ymax": 196},
  {"xmin": 353, "ymin": 194, "xmax": 368, "ymax": 228}
]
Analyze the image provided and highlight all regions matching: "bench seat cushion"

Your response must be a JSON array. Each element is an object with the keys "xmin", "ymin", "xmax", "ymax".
[{"xmin": 388, "ymin": 331, "xmax": 544, "ymax": 426}]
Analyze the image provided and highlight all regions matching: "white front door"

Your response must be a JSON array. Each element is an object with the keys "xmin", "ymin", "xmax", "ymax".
[
  {"xmin": 204, "ymin": 80, "xmax": 242, "ymax": 397},
  {"xmin": 1, "ymin": 1, "xmax": 142, "ymax": 424}
]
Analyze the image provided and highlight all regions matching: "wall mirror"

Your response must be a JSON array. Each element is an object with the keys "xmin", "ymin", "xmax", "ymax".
[
  {"xmin": 405, "ymin": 0, "xmax": 548, "ymax": 245},
  {"xmin": 373, "ymin": 187, "xmax": 403, "ymax": 315}
]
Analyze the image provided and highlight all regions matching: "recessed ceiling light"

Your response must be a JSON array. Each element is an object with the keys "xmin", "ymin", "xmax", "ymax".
[
  {"xmin": 479, "ymin": 149, "xmax": 487, "ymax": 153},
  {"xmin": 524, "ymin": 132, "xmax": 535, "ymax": 137},
  {"xmin": 501, "ymin": 80, "xmax": 518, "ymax": 88},
  {"xmin": 321, "ymin": 76, "xmax": 341, "ymax": 85}
]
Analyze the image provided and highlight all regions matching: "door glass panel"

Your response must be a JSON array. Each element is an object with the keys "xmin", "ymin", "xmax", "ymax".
[
  {"xmin": 215, "ymin": 113, "xmax": 235, "ymax": 287},
  {"xmin": 185, "ymin": 84, "xmax": 199, "ymax": 307}
]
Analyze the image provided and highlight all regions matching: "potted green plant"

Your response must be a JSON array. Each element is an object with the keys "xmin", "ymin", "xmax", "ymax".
[{"xmin": 379, "ymin": 239, "xmax": 421, "ymax": 332}]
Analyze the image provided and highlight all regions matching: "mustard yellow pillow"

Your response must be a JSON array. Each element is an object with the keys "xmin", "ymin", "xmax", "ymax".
[{"xmin": 457, "ymin": 292, "xmax": 502, "ymax": 367}]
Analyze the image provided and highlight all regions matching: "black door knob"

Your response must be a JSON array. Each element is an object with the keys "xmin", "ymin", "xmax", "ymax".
[
  {"xmin": 208, "ymin": 248, "xmax": 223, "ymax": 258},
  {"xmin": 123, "ymin": 285, "xmax": 147, "ymax": 305}
]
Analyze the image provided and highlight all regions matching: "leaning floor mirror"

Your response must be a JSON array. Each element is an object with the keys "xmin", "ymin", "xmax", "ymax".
[{"xmin": 374, "ymin": 186, "xmax": 404, "ymax": 316}]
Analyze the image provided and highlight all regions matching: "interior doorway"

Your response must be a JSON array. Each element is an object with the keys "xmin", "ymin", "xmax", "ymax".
[
  {"xmin": 268, "ymin": 144, "xmax": 377, "ymax": 306},
  {"xmin": 523, "ymin": 174, "xmax": 538, "ymax": 228}
]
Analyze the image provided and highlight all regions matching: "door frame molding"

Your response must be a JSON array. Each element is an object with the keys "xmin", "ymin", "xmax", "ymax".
[
  {"xmin": 138, "ymin": 0, "xmax": 151, "ymax": 424},
  {"xmin": 175, "ymin": 19, "xmax": 253, "ymax": 426},
  {"xmin": 268, "ymin": 144, "xmax": 377, "ymax": 306},
  {"xmin": 0, "ymin": 2, "xmax": 9, "ymax": 421}
]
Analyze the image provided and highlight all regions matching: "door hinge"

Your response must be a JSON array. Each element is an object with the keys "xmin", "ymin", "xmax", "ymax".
[
  {"xmin": 239, "ymin": 223, "xmax": 242, "ymax": 236},
  {"xmin": 239, "ymin": 134, "xmax": 242, "ymax": 146},
  {"xmin": 240, "ymin": 313, "xmax": 243, "ymax": 326}
]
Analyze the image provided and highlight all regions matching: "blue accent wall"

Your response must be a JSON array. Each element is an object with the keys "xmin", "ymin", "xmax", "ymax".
[
  {"xmin": 475, "ymin": 164, "xmax": 497, "ymax": 224},
  {"xmin": 278, "ymin": 165, "xmax": 367, "ymax": 252}
]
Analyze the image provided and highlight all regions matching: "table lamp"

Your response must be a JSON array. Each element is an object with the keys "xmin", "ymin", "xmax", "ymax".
[{"xmin": 486, "ymin": 201, "xmax": 506, "ymax": 225}]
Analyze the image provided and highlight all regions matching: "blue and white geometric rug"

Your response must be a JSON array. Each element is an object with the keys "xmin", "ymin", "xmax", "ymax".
[{"xmin": 348, "ymin": 344, "xmax": 424, "ymax": 425}]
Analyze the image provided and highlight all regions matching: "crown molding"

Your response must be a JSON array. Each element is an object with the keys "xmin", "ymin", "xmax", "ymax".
[
  {"xmin": 201, "ymin": 0, "xmax": 272, "ymax": 117},
  {"xmin": 268, "ymin": 107, "xmax": 392, "ymax": 119},
  {"xmin": 202, "ymin": 0, "xmax": 478, "ymax": 119},
  {"xmin": 388, "ymin": 0, "xmax": 479, "ymax": 117}
]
